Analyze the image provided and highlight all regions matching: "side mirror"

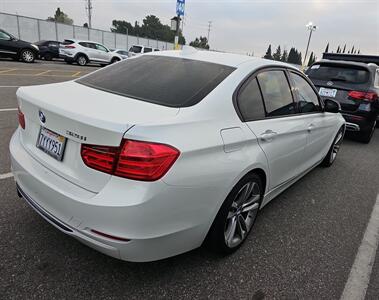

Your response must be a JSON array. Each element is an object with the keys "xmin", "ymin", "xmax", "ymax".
[{"xmin": 324, "ymin": 99, "xmax": 340, "ymax": 113}]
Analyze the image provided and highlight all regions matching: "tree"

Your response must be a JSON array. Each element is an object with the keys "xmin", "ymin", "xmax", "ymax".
[
  {"xmin": 336, "ymin": 46, "xmax": 341, "ymax": 53},
  {"xmin": 342, "ymin": 44, "xmax": 346, "ymax": 53},
  {"xmin": 273, "ymin": 45, "xmax": 281, "ymax": 61},
  {"xmin": 263, "ymin": 44, "xmax": 273, "ymax": 60},
  {"xmin": 189, "ymin": 36, "xmax": 210, "ymax": 49},
  {"xmin": 351, "ymin": 46, "xmax": 355, "ymax": 54},
  {"xmin": 83, "ymin": 23, "xmax": 88, "ymax": 28},
  {"xmin": 47, "ymin": 8, "xmax": 73, "ymax": 25},
  {"xmin": 307, "ymin": 52, "xmax": 316, "ymax": 66},
  {"xmin": 325, "ymin": 42, "xmax": 329, "ymax": 53},
  {"xmin": 111, "ymin": 15, "xmax": 186, "ymax": 45},
  {"xmin": 281, "ymin": 49, "xmax": 288, "ymax": 62}
]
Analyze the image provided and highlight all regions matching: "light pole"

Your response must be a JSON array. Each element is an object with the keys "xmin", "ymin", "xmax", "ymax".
[{"xmin": 303, "ymin": 22, "xmax": 317, "ymax": 67}]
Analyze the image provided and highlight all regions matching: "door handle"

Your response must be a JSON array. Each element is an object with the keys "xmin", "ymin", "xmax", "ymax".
[
  {"xmin": 308, "ymin": 124, "xmax": 316, "ymax": 133},
  {"xmin": 260, "ymin": 130, "xmax": 277, "ymax": 142}
]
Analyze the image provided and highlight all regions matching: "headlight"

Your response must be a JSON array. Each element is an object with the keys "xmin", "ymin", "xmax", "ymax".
[{"xmin": 31, "ymin": 44, "xmax": 39, "ymax": 50}]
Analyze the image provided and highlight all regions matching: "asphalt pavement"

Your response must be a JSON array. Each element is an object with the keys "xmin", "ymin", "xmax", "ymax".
[{"xmin": 0, "ymin": 59, "xmax": 378, "ymax": 299}]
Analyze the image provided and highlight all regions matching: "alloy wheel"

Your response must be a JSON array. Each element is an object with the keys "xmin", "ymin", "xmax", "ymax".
[
  {"xmin": 77, "ymin": 56, "xmax": 87, "ymax": 66},
  {"xmin": 22, "ymin": 50, "xmax": 34, "ymax": 63},
  {"xmin": 224, "ymin": 181, "xmax": 260, "ymax": 248}
]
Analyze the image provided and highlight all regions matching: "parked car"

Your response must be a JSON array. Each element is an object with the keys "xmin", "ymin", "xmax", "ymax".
[
  {"xmin": 112, "ymin": 49, "xmax": 129, "ymax": 59},
  {"xmin": 0, "ymin": 28, "xmax": 39, "ymax": 63},
  {"xmin": 11, "ymin": 50, "xmax": 345, "ymax": 262},
  {"xmin": 306, "ymin": 55, "xmax": 379, "ymax": 143},
  {"xmin": 128, "ymin": 45, "xmax": 159, "ymax": 56},
  {"xmin": 60, "ymin": 39, "xmax": 122, "ymax": 66},
  {"xmin": 35, "ymin": 40, "xmax": 61, "ymax": 61}
]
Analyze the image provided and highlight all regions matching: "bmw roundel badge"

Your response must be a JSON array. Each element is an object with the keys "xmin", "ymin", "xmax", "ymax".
[{"xmin": 39, "ymin": 110, "xmax": 46, "ymax": 123}]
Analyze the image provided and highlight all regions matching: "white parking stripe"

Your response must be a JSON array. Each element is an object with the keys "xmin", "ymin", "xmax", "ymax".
[
  {"xmin": 0, "ymin": 86, "xmax": 19, "ymax": 87},
  {"xmin": 340, "ymin": 195, "xmax": 379, "ymax": 300},
  {"xmin": 0, "ymin": 172, "xmax": 13, "ymax": 180},
  {"xmin": 0, "ymin": 108, "xmax": 17, "ymax": 112}
]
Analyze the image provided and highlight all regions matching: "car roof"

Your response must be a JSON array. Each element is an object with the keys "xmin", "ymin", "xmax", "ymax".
[{"xmin": 145, "ymin": 48, "xmax": 299, "ymax": 69}]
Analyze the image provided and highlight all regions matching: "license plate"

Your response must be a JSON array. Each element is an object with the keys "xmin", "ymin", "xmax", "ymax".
[
  {"xmin": 319, "ymin": 87, "xmax": 337, "ymax": 98},
  {"xmin": 36, "ymin": 127, "xmax": 67, "ymax": 161}
]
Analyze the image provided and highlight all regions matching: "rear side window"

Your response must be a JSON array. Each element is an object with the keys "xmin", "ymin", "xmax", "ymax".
[
  {"xmin": 237, "ymin": 78, "xmax": 265, "ymax": 121},
  {"xmin": 77, "ymin": 56, "xmax": 235, "ymax": 107},
  {"xmin": 144, "ymin": 48, "xmax": 153, "ymax": 53},
  {"xmin": 307, "ymin": 64, "xmax": 370, "ymax": 84},
  {"xmin": 257, "ymin": 70, "xmax": 295, "ymax": 117},
  {"xmin": 290, "ymin": 72, "xmax": 321, "ymax": 113}
]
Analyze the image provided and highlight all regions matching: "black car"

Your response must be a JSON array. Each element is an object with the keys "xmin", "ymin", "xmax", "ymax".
[
  {"xmin": 35, "ymin": 40, "xmax": 61, "ymax": 61},
  {"xmin": 0, "ymin": 29, "xmax": 39, "ymax": 63},
  {"xmin": 306, "ymin": 54, "xmax": 379, "ymax": 143}
]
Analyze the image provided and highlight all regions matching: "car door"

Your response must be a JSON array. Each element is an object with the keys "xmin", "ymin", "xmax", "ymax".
[
  {"xmin": 237, "ymin": 69, "xmax": 309, "ymax": 190},
  {"xmin": 0, "ymin": 30, "xmax": 17, "ymax": 57},
  {"xmin": 95, "ymin": 44, "xmax": 110, "ymax": 62},
  {"xmin": 289, "ymin": 71, "xmax": 337, "ymax": 166}
]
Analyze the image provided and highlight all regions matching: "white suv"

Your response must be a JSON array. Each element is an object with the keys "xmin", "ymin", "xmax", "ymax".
[
  {"xmin": 60, "ymin": 39, "xmax": 122, "ymax": 66},
  {"xmin": 128, "ymin": 45, "xmax": 159, "ymax": 57}
]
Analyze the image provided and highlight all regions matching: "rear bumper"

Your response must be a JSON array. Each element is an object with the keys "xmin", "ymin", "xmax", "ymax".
[
  {"xmin": 341, "ymin": 113, "xmax": 376, "ymax": 132},
  {"xmin": 10, "ymin": 129, "xmax": 215, "ymax": 262}
]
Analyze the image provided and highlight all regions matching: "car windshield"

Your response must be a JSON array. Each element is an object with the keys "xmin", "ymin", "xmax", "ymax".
[
  {"xmin": 307, "ymin": 64, "xmax": 370, "ymax": 84},
  {"xmin": 129, "ymin": 46, "xmax": 142, "ymax": 53},
  {"xmin": 77, "ymin": 55, "xmax": 235, "ymax": 107}
]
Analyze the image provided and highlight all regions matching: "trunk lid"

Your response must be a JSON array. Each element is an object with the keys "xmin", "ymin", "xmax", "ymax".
[{"xmin": 17, "ymin": 81, "xmax": 179, "ymax": 192}]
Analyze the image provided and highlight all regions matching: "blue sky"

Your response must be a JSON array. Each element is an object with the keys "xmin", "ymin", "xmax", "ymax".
[{"xmin": 1, "ymin": 0, "xmax": 378, "ymax": 59}]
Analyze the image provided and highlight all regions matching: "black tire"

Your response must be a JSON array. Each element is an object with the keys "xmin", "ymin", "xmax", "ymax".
[
  {"xmin": 358, "ymin": 121, "xmax": 376, "ymax": 144},
  {"xmin": 76, "ymin": 55, "xmax": 88, "ymax": 66},
  {"xmin": 321, "ymin": 126, "xmax": 345, "ymax": 167},
  {"xmin": 44, "ymin": 53, "xmax": 52, "ymax": 61},
  {"xmin": 111, "ymin": 57, "xmax": 120, "ymax": 64},
  {"xmin": 205, "ymin": 173, "xmax": 263, "ymax": 254},
  {"xmin": 100, "ymin": 64, "xmax": 108, "ymax": 67},
  {"xmin": 20, "ymin": 49, "xmax": 36, "ymax": 63}
]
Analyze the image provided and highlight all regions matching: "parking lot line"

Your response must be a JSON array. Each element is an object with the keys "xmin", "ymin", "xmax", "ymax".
[
  {"xmin": 0, "ymin": 108, "xmax": 17, "ymax": 112},
  {"xmin": 0, "ymin": 68, "xmax": 16, "ymax": 74},
  {"xmin": 72, "ymin": 71, "xmax": 81, "ymax": 77},
  {"xmin": 0, "ymin": 172, "xmax": 13, "ymax": 180},
  {"xmin": 0, "ymin": 73, "xmax": 82, "ymax": 78},
  {"xmin": 340, "ymin": 194, "xmax": 379, "ymax": 300},
  {"xmin": 34, "ymin": 70, "xmax": 51, "ymax": 76}
]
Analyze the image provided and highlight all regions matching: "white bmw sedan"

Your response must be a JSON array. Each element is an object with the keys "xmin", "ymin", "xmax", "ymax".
[{"xmin": 10, "ymin": 49, "xmax": 345, "ymax": 262}]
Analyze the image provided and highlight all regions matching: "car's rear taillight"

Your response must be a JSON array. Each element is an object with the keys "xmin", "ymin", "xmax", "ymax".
[
  {"xmin": 81, "ymin": 145, "xmax": 118, "ymax": 173},
  {"xmin": 18, "ymin": 107, "xmax": 25, "ymax": 129},
  {"xmin": 348, "ymin": 91, "xmax": 378, "ymax": 102},
  {"xmin": 81, "ymin": 139, "xmax": 180, "ymax": 181},
  {"xmin": 64, "ymin": 45, "xmax": 76, "ymax": 49}
]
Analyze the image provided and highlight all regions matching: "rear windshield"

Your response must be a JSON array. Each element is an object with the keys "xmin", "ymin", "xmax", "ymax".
[
  {"xmin": 129, "ymin": 46, "xmax": 142, "ymax": 53},
  {"xmin": 77, "ymin": 55, "xmax": 235, "ymax": 107},
  {"xmin": 307, "ymin": 63, "xmax": 370, "ymax": 84},
  {"xmin": 62, "ymin": 39, "xmax": 74, "ymax": 45}
]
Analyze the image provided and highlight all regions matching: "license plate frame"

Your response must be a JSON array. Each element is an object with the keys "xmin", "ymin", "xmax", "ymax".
[
  {"xmin": 319, "ymin": 87, "xmax": 337, "ymax": 98},
  {"xmin": 36, "ymin": 127, "xmax": 67, "ymax": 161}
]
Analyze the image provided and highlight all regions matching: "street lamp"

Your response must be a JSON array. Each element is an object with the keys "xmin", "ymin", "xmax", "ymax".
[{"xmin": 303, "ymin": 22, "xmax": 317, "ymax": 67}]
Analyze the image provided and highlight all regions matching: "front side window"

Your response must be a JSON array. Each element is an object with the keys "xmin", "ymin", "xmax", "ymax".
[
  {"xmin": 237, "ymin": 78, "xmax": 265, "ymax": 121},
  {"xmin": 290, "ymin": 72, "xmax": 321, "ymax": 113},
  {"xmin": 257, "ymin": 70, "xmax": 295, "ymax": 117},
  {"xmin": 96, "ymin": 44, "xmax": 108, "ymax": 52},
  {"xmin": 0, "ymin": 30, "xmax": 11, "ymax": 40}
]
